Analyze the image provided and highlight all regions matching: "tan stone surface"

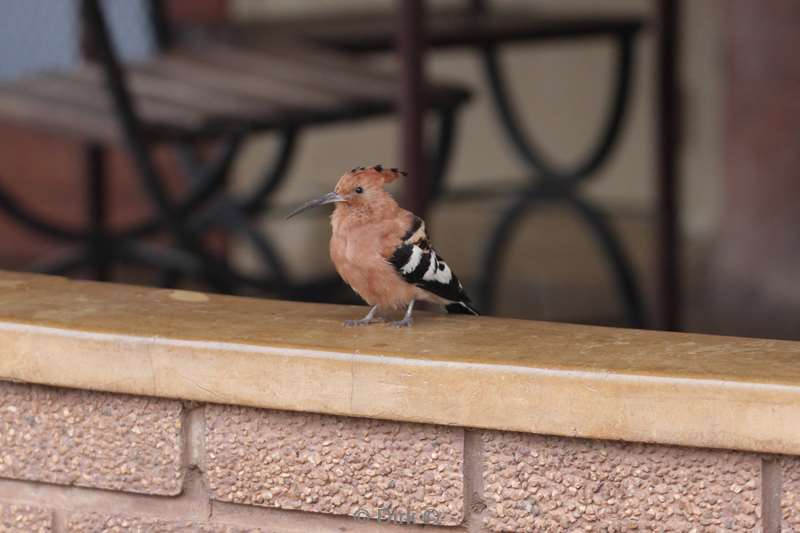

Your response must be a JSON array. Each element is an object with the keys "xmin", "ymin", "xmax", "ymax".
[
  {"xmin": 67, "ymin": 513, "xmax": 265, "ymax": 533},
  {"xmin": 0, "ymin": 501, "xmax": 52, "ymax": 532},
  {"xmin": 783, "ymin": 456, "xmax": 800, "ymax": 531},
  {"xmin": 1, "ymin": 271, "xmax": 800, "ymax": 454},
  {"xmin": 204, "ymin": 405, "xmax": 464, "ymax": 525},
  {"xmin": 0, "ymin": 381, "xmax": 184, "ymax": 495},
  {"xmin": 482, "ymin": 432, "xmax": 761, "ymax": 532}
]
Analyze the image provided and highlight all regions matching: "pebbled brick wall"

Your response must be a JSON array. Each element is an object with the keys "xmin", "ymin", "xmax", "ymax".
[
  {"xmin": 0, "ymin": 502, "xmax": 52, "ymax": 532},
  {"xmin": 0, "ymin": 382, "xmax": 184, "ymax": 496},
  {"xmin": 784, "ymin": 457, "xmax": 800, "ymax": 530},
  {"xmin": 204, "ymin": 405, "xmax": 464, "ymax": 525},
  {"xmin": 482, "ymin": 432, "xmax": 761, "ymax": 532},
  {"xmin": 0, "ymin": 380, "xmax": 798, "ymax": 532},
  {"xmin": 66, "ymin": 513, "xmax": 265, "ymax": 533}
]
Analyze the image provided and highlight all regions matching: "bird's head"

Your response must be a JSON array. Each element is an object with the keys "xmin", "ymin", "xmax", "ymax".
[{"xmin": 286, "ymin": 165, "xmax": 406, "ymax": 219}]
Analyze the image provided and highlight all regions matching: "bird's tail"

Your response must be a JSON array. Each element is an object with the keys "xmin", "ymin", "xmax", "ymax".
[{"xmin": 446, "ymin": 302, "xmax": 480, "ymax": 316}]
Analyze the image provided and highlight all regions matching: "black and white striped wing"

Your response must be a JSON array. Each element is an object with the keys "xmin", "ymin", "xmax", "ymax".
[{"xmin": 388, "ymin": 217, "xmax": 478, "ymax": 315}]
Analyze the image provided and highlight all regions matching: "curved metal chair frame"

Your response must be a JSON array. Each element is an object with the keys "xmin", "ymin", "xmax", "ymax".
[
  {"xmin": 0, "ymin": 0, "xmax": 462, "ymax": 298},
  {"xmin": 474, "ymin": 26, "xmax": 647, "ymax": 327}
]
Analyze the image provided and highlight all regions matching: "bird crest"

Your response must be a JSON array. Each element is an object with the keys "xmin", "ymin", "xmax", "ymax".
[{"xmin": 347, "ymin": 165, "xmax": 408, "ymax": 186}]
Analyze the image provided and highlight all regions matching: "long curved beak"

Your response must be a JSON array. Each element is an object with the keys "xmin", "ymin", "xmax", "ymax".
[{"xmin": 286, "ymin": 192, "xmax": 346, "ymax": 220}]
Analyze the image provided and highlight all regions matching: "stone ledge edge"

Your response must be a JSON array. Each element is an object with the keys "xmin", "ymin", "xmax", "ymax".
[{"xmin": 1, "ymin": 321, "xmax": 799, "ymax": 456}]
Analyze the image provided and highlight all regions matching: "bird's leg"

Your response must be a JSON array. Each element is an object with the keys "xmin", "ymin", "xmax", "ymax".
[
  {"xmin": 389, "ymin": 300, "xmax": 415, "ymax": 328},
  {"xmin": 344, "ymin": 305, "xmax": 383, "ymax": 327}
]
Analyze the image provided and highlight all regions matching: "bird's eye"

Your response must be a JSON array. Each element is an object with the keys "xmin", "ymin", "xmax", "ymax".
[{"xmin": 355, "ymin": 186, "xmax": 364, "ymax": 194}]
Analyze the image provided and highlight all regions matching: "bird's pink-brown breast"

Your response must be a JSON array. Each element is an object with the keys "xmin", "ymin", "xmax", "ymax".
[{"xmin": 330, "ymin": 205, "xmax": 417, "ymax": 308}]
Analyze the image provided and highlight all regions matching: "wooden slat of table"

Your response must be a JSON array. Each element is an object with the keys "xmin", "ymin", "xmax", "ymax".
[
  {"xmin": 15, "ymin": 74, "xmax": 205, "ymax": 133},
  {"xmin": 70, "ymin": 63, "xmax": 274, "ymax": 120},
  {"xmin": 220, "ymin": 41, "xmax": 470, "ymax": 111},
  {"xmin": 0, "ymin": 87, "xmax": 119, "ymax": 142},
  {"xmin": 185, "ymin": 45, "xmax": 395, "ymax": 104},
  {"xmin": 152, "ymin": 54, "xmax": 348, "ymax": 110},
  {"xmin": 0, "ymin": 44, "xmax": 467, "ymax": 143}
]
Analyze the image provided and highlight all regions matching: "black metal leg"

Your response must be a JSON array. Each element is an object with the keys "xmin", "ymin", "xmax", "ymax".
[
  {"xmin": 657, "ymin": 0, "xmax": 681, "ymax": 331},
  {"xmin": 397, "ymin": 0, "xmax": 430, "ymax": 217},
  {"xmin": 86, "ymin": 143, "xmax": 111, "ymax": 281},
  {"xmin": 427, "ymin": 108, "xmax": 458, "ymax": 201}
]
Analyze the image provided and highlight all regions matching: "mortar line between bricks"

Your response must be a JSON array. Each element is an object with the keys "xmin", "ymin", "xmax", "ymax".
[
  {"xmin": 0, "ymin": 473, "xmax": 210, "ymax": 525},
  {"xmin": 182, "ymin": 403, "xmax": 206, "ymax": 470},
  {"xmin": 762, "ymin": 457, "xmax": 782, "ymax": 533},
  {"xmin": 181, "ymin": 402, "xmax": 193, "ymax": 471},
  {"xmin": 181, "ymin": 402, "xmax": 213, "ymax": 523},
  {"xmin": 463, "ymin": 429, "xmax": 487, "ymax": 533},
  {"xmin": 51, "ymin": 507, "xmax": 66, "ymax": 533}
]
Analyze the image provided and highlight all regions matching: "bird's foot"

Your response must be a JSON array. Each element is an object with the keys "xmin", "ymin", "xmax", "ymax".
[
  {"xmin": 388, "ymin": 317, "xmax": 414, "ymax": 328},
  {"xmin": 344, "ymin": 317, "xmax": 384, "ymax": 327}
]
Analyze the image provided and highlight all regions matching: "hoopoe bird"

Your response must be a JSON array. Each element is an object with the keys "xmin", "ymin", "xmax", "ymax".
[{"xmin": 287, "ymin": 165, "xmax": 479, "ymax": 327}]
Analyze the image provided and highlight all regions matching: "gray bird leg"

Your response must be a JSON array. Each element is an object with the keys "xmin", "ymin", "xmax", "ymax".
[
  {"xmin": 344, "ymin": 305, "xmax": 382, "ymax": 327},
  {"xmin": 390, "ymin": 300, "xmax": 415, "ymax": 328}
]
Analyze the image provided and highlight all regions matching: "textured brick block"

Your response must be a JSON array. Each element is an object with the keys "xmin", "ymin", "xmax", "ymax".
[
  {"xmin": 0, "ymin": 501, "xmax": 52, "ymax": 533},
  {"xmin": 0, "ymin": 381, "xmax": 184, "ymax": 495},
  {"xmin": 482, "ymin": 432, "xmax": 761, "ymax": 532},
  {"xmin": 205, "ymin": 405, "xmax": 464, "ymax": 525},
  {"xmin": 783, "ymin": 456, "xmax": 800, "ymax": 531},
  {"xmin": 67, "ymin": 513, "xmax": 265, "ymax": 533}
]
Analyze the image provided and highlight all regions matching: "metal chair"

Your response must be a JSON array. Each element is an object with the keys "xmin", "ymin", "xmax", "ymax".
[{"xmin": 0, "ymin": 0, "xmax": 470, "ymax": 296}]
